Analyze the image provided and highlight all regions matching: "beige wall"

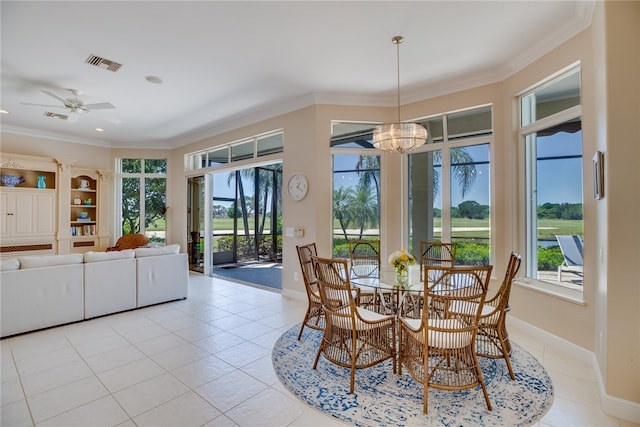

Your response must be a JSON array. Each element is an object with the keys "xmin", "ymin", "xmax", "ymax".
[
  {"xmin": 1, "ymin": 134, "xmax": 111, "ymax": 169},
  {"xmin": 598, "ymin": 0, "xmax": 640, "ymax": 401},
  {"xmin": 2, "ymin": 2, "xmax": 638, "ymax": 408}
]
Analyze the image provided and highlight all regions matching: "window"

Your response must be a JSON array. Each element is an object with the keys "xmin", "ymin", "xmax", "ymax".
[
  {"xmin": 117, "ymin": 158, "xmax": 167, "ymax": 244},
  {"xmin": 520, "ymin": 68, "xmax": 583, "ymax": 289},
  {"xmin": 331, "ymin": 122, "xmax": 380, "ymax": 257},
  {"xmin": 409, "ymin": 106, "xmax": 493, "ymax": 265},
  {"xmin": 187, "ymin": 131, "xmax": 283, "ymax": 171}
]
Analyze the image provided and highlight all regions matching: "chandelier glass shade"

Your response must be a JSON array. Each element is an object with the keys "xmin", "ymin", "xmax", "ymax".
[
  {"xmin": 372, "ymin": 36, "xmax": 427, "ymax": 154},
  {"xmin": 372, "ymin": 122, "xmax": 427, "ymax": 154}
]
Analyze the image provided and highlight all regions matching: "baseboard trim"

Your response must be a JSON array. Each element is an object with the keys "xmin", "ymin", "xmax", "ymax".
[{"xmin": 510, "ymin": 316, "xmax": 640, "ymax": 424}]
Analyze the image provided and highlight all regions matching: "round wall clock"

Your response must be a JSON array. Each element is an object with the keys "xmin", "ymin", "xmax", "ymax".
[{"xmin": 288, "ymin": 173, "xmax": 309, "ymax": 201}]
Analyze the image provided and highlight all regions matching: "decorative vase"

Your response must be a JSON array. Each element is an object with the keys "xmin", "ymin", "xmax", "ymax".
[
  {"xmin": 1, "ymin": 174, "xmax": 25, "ymax": 187},
  {"xmin": 37, "ymin": 175, "xmax": 46, "ymax": 189},
  {"xmin": 395, "ymin": 263, "xmax": 409, "ymax": 287}
]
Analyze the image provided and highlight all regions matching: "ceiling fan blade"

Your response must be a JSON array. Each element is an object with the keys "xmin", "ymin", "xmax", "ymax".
[
  {"xmin": 21, "ymin": 102, "xmax": 65, "ymax": 108},
  {"xmin": 41, "ymin": 90, "xmax": 67, "ymax": 104},
  {"xmin": 85, "ymin": 102, "xmax": 115, "ymax": 110}
]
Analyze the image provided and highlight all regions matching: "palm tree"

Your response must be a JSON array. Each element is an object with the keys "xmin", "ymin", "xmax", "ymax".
[
  {"xmin": 350, "ymin": 181, "xmax": 378, "ymax": 239},
  {"xmin": 226, "ymin": 170, "xmax": 251, "ymax": 237},
  {"xmin": 429, "ymin": 148, "xmax": 477, "ymax": 198},
  {"xmin": 256, "ymin": 164, "xmax": 282, "ymax": 235},
  {"xmin": 333, "ymin": 187, "xmax": 354, "ymax": 240},
  {"xmin": 355, "ymin": 155, "xmax": 380, "ymax": 203}
]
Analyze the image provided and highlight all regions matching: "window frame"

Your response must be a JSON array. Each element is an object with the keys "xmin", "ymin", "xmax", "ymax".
[
  {"xmin": 116, "ymin": 158, "xmax": 167, "ymax": 243},
  {"xmin": 517, "ymin": 66, "xmax": 584, "ymax": 302},
  {"xmin": 407, "ymin": 105, "xmax": 494, "ymax": 265}
]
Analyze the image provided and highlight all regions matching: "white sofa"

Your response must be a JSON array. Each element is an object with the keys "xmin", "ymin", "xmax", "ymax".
[{"xmin": 1, "ymin": 245, "xmax": 188, "ymax": 338}]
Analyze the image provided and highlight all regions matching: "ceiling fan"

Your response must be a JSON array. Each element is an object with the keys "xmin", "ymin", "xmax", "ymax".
[{"xmin": 21, "ymin": 89, "xmax": 115, "ymax": 122}]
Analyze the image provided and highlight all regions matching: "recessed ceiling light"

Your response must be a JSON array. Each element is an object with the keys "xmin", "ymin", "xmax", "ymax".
[
  {"xmin": 0, "ymin": 109, "xmax": 9, "ymax": 114},
  {"xmin": 95, "ymin": 128, "xmax": 104, "ymax": 132},
  {"xmin": 145, "ymin": 76, "xmax": 163, "ymax": 84}
]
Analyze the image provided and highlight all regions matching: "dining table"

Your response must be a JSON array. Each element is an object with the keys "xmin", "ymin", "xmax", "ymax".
[{"xmin": 350, "ymin": 264, "xmax": 425, "ymax": 317}]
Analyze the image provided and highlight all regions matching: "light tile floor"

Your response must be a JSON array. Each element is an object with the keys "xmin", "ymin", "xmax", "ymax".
[{"xmin": 1, "ymin": 273, "xmax": 637, "ymax": 427}]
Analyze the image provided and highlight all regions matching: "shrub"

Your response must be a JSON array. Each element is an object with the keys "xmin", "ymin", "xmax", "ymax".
[
  {"xmin": 538, "ymin": 245, "xmax": 564, "ymax": 271},
  {"xmin": 455, "ymin": 242, "xmax": 490, "ymax": 265}
]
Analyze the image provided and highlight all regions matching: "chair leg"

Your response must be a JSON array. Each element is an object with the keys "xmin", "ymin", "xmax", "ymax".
[
  {"xmin": 297, "ymin": 312, "xmax": 309, "ymax": 340},
  {"xmin": 312, "ymin": 333, "xmax": 325, "ymax": 370},
  {"xmin": 499, "ymin": 335, "xmax": 515, "ymax": 380},
  {"xmin": 423, "ymin": 383, "xmax": 428, "ymax": 414},
  {"xmin": 298, "ymin": 315, "xmax": 307, "ymax": 341},
  {"xmin": 503, "ymin": 347, "xmax": 515, "ymax": 380},
  {"xmin": 497, "ymin": 322, "xmax": 515, "ymax": 380},
  {"xmin": 474, "ymin": 353, "xmax": 493, "ymax": 411},
  {"xmin": 349, "ymin": 334, "xmax": 357, "ymax": 393}
]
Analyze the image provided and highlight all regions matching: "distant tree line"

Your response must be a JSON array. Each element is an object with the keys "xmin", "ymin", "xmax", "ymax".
[
  {"xmin": 537, "ymin": 202, "xmax": 583, "ymax": 220},
  {"xmin": 432, "ymin": 201, "xmax": 582, "ymax": 221}
]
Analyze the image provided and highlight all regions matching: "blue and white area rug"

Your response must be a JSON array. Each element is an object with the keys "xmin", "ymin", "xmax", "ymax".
[{"xmin": 272, "ymin": 325, "xmax": 553, "ymax": 426}]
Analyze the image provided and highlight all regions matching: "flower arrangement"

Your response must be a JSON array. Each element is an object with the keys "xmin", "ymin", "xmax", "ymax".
[{"xmin": 388, "ymin": 249, "xmax": 415, "ymax": 271}]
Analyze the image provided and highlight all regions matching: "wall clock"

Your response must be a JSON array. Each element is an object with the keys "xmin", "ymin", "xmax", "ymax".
[{"xmin": 288, "ymin": 173, "xmax": 309, "ymax": 201}]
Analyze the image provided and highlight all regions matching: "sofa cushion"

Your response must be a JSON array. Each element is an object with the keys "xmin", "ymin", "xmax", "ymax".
[
  {"xmin": 18, "ymin": 254, "xmax": 84, "ymax": 269},
  {"xmin": 84, "ymin": 249, "xmax": 135, "ymax": 263},
  {"xmin": 1, "ymin": 258, "xmax": 20, "ymax": 271},
  {"xmin": 135, "ymin": 244, "xmax": 180, "ymax": 258}
]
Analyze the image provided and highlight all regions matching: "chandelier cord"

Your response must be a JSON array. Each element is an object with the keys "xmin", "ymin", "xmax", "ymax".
[{"xmin": 394, "ymin": 36, "xmax": 402, "ymax": 123}]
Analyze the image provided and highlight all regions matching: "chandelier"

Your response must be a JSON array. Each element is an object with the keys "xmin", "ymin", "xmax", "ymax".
[{"xmin": 372, "ymin": 36, "xmax": 427, "ymax": 154}]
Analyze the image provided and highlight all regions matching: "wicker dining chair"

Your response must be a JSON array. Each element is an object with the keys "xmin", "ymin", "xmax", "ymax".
[
  {"xmin": 398, "ymin": 264, "xmax": 493, "ymax": 414},
  {"xmin": 348, "ymin": 240, "xmax": 390, "ymax": 312},
  {"xmin": 419, "ymin": 241, "xmax": 457, "ymax": 281},
  {"xmin": 295, "ymin": 243, "xmax": 325, "ymax": 340},
  {"xmin": 348, "ymin": 240, "xmax": 381, "ymax": 278},
  {"xmin": 476, "ymin": 252, "xmax": 522, "ymax": 379},
  {"xmin": 312, "ymin": 255, "xmax": 396, "ymax": 394}
]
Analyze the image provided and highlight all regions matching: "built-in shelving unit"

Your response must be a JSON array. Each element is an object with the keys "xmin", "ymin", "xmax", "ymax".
[
  {"xmin": 69, "ymin": 173, "xmax": 99, "ymax": 252},
  {"xmin": 1, "ymin": 153, "xmax": 112, "ymax": 256},
  {"xmin": 0, "ymin": 154, "xmax": 58, "ymax": 256}
]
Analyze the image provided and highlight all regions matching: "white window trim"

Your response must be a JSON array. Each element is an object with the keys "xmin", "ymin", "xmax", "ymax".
[
  {"xmin": 116, "ymin": 159, "xmax": 167, "ymax": 241},
  {"xmin": 518, "ymin": 87, "xmax": 584, "ymax": 301}
]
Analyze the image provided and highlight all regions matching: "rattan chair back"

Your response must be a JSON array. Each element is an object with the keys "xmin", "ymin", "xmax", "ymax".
[
  {"xmin": 399, "ymin": 264, "xmax": 493, "ymax": 414},
  {"xmin": 348, "ymin": 240, "xmax": 381, "ymax": 278},
  {"xmin": 295, "ymin": 243, "xmax": 324, "ymax": 340},
  {"xmin": 419, "ymin": 241, "xmax": 456, "ymax": 280},
  {"xmin": 476, "ymin": 252, "xmax": 521, "ymax": 379},
  {"xmin": 312, "ymin": 255, "xmax": 396, "ymax": 393}
]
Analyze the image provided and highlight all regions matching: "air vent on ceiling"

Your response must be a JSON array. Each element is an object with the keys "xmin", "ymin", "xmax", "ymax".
[
  {"xmin": 44, "ymin": 111, "xmax": 68, "ymax": 120},
  {"xmin": 84, "ymin": 54, "xmax": 123, "ymax": 72}
]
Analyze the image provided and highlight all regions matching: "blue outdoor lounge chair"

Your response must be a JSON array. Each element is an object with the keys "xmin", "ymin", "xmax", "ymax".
[{"xmin": 556, "ymin": 235, "xmax": 584, "ymax": 282}]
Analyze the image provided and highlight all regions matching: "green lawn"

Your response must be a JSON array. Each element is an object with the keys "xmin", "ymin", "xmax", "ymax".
[
  {"xmin": 212, "ymin": 217, "xmax": 271, "ymax": 231},
  {"xmin": 332, "ymin": 218, "xmax": 582, "ymax": 242}
]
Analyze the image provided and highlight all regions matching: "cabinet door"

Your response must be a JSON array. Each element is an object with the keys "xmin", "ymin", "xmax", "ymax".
[
  {"xmin": 0, "ymin": 192, "xmax": 9, "ymax": 236},
  {"xmin": 13, "ymin": 192, "xmax": 56, "ymax": 237},
  {"xmin": 13, "ymin": 193, "xmax": 35, "ymax": 235},
  {"xmin": 35, "ymin": 192, "xmax": 56, "ymax": 235}
]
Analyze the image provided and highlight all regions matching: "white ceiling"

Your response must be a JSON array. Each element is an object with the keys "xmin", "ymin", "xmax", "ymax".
[{"xmin": 1, "ymin": 1, "xmax": 594, "ymax": 149}]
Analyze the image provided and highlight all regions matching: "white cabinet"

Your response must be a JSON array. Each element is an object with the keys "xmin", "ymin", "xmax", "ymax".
[
  {"xmin": 0, "ymin": 189, "xmax": 56, "ymax": 239},
  {"xmin": 1, "ymin": 153, "xmax": 111, "ymax": 255}
]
